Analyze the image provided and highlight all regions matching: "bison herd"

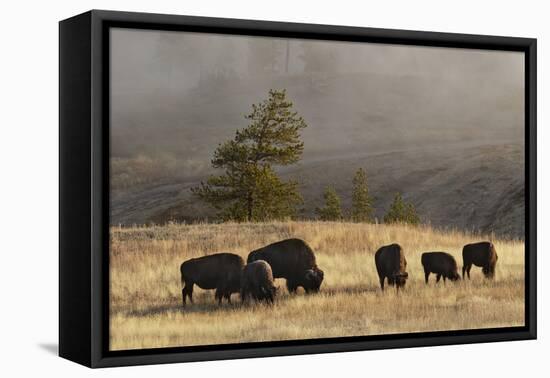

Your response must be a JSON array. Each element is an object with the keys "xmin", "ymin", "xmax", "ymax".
[{"xmin": 179, "ymin": 238, "xmax": 498, "ymax": 306}]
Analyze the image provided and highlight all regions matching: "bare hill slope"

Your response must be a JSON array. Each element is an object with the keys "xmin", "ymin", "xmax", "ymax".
[{"xmin": 110, "ymin": 142, "xmax": 524, "ymax": 239}]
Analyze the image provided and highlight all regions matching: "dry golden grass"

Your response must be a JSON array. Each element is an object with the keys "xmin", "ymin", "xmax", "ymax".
[{"xmin": 109, "ymin": 221, "xmax": 524, "ymax": 351}]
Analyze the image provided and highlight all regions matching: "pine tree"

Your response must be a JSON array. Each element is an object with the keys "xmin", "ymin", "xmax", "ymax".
[
  {"xmin": 351, "ymin": 168, "xmax": 374, "ymax": 222},
  {"xmin": 383, "ymin": 192, "xmax": 420, "ymax": 225},
  {"xmin": 316, "ymin": 186, "xmax": 343, "ymax": 221},
  {"xmin": 192, "ymin": 90, "xmax": 306, "ymax": 222}
]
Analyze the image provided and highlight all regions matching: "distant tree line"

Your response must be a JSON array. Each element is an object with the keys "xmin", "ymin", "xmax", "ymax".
[
  {"xmin": 192, "ymin": 89, "xmax": 420, "ymax": 225},
  {"xmin": 314, "ymin": 173, "xmax": 419, "ymax": 225}
]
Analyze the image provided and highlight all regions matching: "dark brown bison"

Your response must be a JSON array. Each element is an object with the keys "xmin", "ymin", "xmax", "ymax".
[
  {"xmin": 462, "ymin": 242, "xmax": 498, "ymax": 279},
  {"xmin": 421, "ymin": 252, "xmax": 460, "ymax": 284},
  {"xmin": 247, "ymin": 238, "xmax": 324, "ymax": 294},
  {"xmin": 240, "ymin": 260, "xmax": 277, "ymax": 303},
  {"xmin": 374, "ymin": 243, "xmax": 408, "ymax": 291},
  {"xmin": 179, "ymin": 253, "xmax": 244, "ymax": 306}
]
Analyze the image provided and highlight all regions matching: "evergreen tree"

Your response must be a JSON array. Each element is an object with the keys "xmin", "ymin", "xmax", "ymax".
[
  {"xmin": 383, "ymin": 192, "xmax": 420, "ymax": 225},
  {"xmin": 316, "ymin": 186, "xmax": 343, "ymax": 221},
  {"xmin": 192, "ymin": 90, "xmax": 306, "ymax": 221},
  {"xmin": 351, "ymin": 168, "xmax": 374, "ymax": 222}
]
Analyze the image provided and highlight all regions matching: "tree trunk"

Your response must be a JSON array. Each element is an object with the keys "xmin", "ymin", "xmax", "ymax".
[
  {"xmin": 247, "ymin": 192, "xmax": 253, "ymax": 221},
  {"xmin": 285, "ymin": 40, "xmax": 290, "ymax": 73}
]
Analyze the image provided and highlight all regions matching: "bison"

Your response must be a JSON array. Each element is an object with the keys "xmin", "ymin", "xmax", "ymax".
[
  {"xmin": 421, "ymin": 252, "xmax": 460, "ymax": 284},
  {"xmin": 374, "ymin": 243, "xmax": 408, "ymax": 291},
  {"xmin": 179, "ymin": 253, "xmax": 244, "ymax": 306},
  {"xmin": 247, "ymin": 238, "xmax": 324, "ymax": 294},
  {"xmin": 240, "ymin": 260, "xmax": 277, "ymax": 303},
  {"xmin": 462, "ymin": 241, "xmax": 498, "ymax": 279}
]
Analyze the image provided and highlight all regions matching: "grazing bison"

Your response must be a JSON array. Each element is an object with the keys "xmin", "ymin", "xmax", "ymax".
[
  {"xmin": 240, "ymin": 260, "xmax": 277, "ymax": 303},
  {"xmin": 179, "ymin": 253, "xmax": 244, "ymax": 306},
  {"xmin": 374, "ymin": 243, "xmax": 408, "ymax": 291},
  {"xmin": 462, "ymin": 242, "xmax": 498, "ymax": 279},
  {"xmin": 421, "ymin": 252, "xmax": 460, "ymax": 284},
  {"xmin": 247, "ymin": 238, "xmax": 324, "ymax": 294}
]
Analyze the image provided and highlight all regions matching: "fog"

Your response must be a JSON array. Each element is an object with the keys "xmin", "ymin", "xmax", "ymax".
[
  {"xmin": 110, "ymin": 27, "xmax": 524, "ymax": 173},
  {"xmin": 109, "ymin": 28, "xmax": 525, "ymax": 236}
]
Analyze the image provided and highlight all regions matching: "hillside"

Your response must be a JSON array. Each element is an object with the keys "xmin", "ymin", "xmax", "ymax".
[
  {"xmin": 110, "ymin": 142, "xmax": 524, "ymax": 239},
  {"xmin": 110, "ymin": 70, "xmax": 524, "ymax": 239}
]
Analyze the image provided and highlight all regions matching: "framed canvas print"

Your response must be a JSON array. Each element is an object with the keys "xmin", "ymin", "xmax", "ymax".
[{"xmin": 59, "ymin": 10, "xmax": 537, "ymax": 368}]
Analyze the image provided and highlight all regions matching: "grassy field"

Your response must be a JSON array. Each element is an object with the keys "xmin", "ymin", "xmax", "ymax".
[{"xmin": 109, "ymin": 221, "xmax": 524, "ymax": 351}]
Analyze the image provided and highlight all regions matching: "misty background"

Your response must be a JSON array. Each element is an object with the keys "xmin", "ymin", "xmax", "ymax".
[{"xmin": 109, "ymin": 28, "xmax": 525, "ymax": 238}]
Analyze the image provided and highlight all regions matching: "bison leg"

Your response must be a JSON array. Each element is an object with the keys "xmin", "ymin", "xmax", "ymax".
[
  {"xmin": 225, "ymin": 292, "xmax": 232, "ymax": 304},
  {"xmin": 187, "ymin": 284, "xmax": 194, "ymax": 303},
  {"xmin": 463, "ymin": 264, "xmax": 472, "ymax": 280},
  {"xmin": 182, "ymin": 283, "xmax": 195, "ymax": 306},
  {"xmin": 181, "ymin": 287, "xmax": 187, "ymax": 307},
  {"xmin": 240, "ymin": 288, "xmax": 249, "ymax": 303},
  {"xmin": 424, "ymin": 271, "xmax": 430, "ymax": 284},
  {"xmin": 251, "ymin": 288, "xmax": 261, "ymax": 301},
  {"xmin": 215, "ymin": 289, "xmax": 223, "ymax": 305},
  {"xmin": 286, "ymin": 280, "xmax": 298, "ymax": 294},
  {"xmin": 379, "ymin": 276, "xmax": 385, "ymax": 291},
  {"xmin": 436, "ymin": 274, "xmax": 442, "ymax": 283}
]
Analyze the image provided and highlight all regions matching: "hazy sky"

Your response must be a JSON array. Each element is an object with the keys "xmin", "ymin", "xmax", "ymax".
[
  {"xmin": 111, "ymin": 28, "xmax": 524, "ymax": 94},
  {"xmin": 110, "ymin": 28, "xmax": 524, "ymax": 162}
]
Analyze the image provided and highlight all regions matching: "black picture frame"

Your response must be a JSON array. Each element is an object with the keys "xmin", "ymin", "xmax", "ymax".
[{"xmin": 59, "ymin": 9, "xmax": 537, "ymax": 368}]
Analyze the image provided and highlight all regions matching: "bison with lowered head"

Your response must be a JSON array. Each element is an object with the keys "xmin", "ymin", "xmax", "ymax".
[
  {"xmin": 247, "ymin": 238, "xmax": 324, "ymax": 294},
  {"xmin": 462, "ymin": 241, "xmax": 498, "ymax": 279},
  {"xmin": 375, "ymin": 243, "xmax": 408, "ymax": 291},
  {"xmin": 179, "ymin": 253, "xmax": 244, "ymax": 306},
  {"xmin": 421, "ymin": 252, "xmax": 460, "ymax": 284},
  {"xmin": 240, "ymin": 260, "xmax": 277, "ymax": 303}
]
